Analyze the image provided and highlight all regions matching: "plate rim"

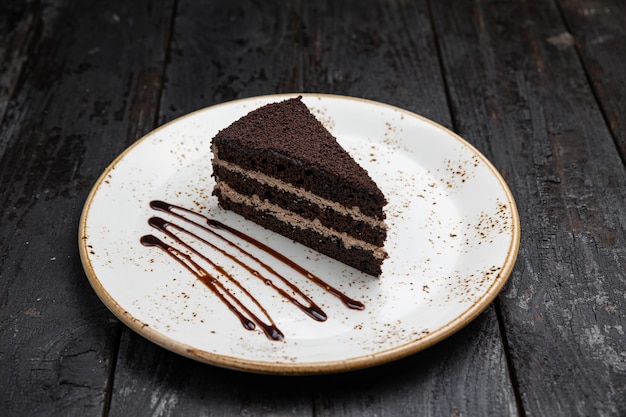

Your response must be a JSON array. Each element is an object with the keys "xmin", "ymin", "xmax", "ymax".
[{"xmin": 78, "ymin": 92, "xmax": 521, "ymax": 375}]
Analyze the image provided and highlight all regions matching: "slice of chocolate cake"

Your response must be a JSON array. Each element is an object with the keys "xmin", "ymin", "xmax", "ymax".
[{"xmin": 211, "ymin": 96, "xmax": 388, "ymax": 276}]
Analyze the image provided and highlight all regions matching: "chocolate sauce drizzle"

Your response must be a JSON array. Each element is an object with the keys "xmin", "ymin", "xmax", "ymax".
[
  {"xmin": 140, "ymin": 200, "xmax": 364, "ymax": 341},
  {"xmin": 140, "ymin": 234, "xmax": 283, "ymax": 341}
]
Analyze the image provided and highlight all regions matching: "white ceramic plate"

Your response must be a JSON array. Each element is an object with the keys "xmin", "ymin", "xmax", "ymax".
[{"xmin": 79, "ymin": 93, "xmax": 520, "ymax": 374}]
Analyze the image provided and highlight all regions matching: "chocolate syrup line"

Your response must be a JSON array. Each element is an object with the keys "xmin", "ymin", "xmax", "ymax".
[
  {"xmin": 148, "ymin": 216, "xmax": 326, "ymax": 322},
  {"xmin": 150, "ymin": 200, "xmax": 365, "ymax": 311},
  {"xmin": 140, "ymin": 235, "xmax": 284, "ymax": 341},
  {"xmin": 147, "ymin": 217, "xmax": 275, "ymax": 324}
]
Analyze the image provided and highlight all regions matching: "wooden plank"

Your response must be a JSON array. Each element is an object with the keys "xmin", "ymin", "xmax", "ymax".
[
  {"xmin": 0, "ymin": 1, "xmax": 38, "ymax": 128},
  {"xmin": 0, "ymin": 0, "xmax": 173, "ymax": 415},
  {"xmin": 156, "ymin": 0, "xmax": 303, "ymax": 124},
  {"xmin": 299, "ymin": 0, "xmax": 452, "ymax": 128},
  {"xmin": 108, "ymin": 2, "xmax": 315, "ymax": 416},
  {"xmin": 110, "ymin": 328, "xmax": 314, "ymax": 416},
  {"xmin": 108, "ymin": 1, "xmax": 518, "ymax": 416},
  {"xmin": 313, "ymin": 309, "xmax": 517, "ymax": 417},
  {"xmin": 110, "ymin": 313, "xmax": 512, "ymax": 417},
  {"xmin": 429, "ymin": 0, "xmax": 626, "ymax": 416},
  {"xmin": 300, "ymin": 1, "xmax": 518, "ymax": 415},
  {"xmin": 557, "ymin": 0, "xmax": 626, "ymax": 162}
]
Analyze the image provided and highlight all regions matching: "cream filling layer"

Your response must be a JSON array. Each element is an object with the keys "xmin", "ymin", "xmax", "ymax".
[
  {"xmin": 212, "ymin": 156, "xmax": 387, "ymax": 231},
  {"xmin": 215, "ymin": 182, "xmax": 387, "ymax": 260}
]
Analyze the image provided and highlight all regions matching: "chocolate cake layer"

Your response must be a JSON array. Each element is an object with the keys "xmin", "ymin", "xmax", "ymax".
[
  {"xmin": 212, "ymin": 163, "xmax": 387, "ymax": 247},
  {"xmin": 214, "ymin": 188, "xmax": 384, "ymax": 276}
]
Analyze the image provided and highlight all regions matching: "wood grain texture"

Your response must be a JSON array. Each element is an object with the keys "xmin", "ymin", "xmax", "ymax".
[
  {"xmin": 0, "ymin": 0, "xmax": 38, "ymax": 129},
  {"xmin": 299, "ymin": 1, "xmax": 518, "ymax": 415},
  {"xmin": 158, "ymin": 0, "xmax": 302, "ymax": 124},
  {"xmin": 107, "ymin": 1, "xmax": 518, "ymax": 416},
  {"xmin": 108, "ymin": 2, "xmax": 312, "ymax": 415},
  {"xmin": 3, "ymin": 0, "xmax": 622, "ymax": 415},
  {"xmin": 313, "ymin": 309, "xmax": 517, "ymax": 417},
  {"xmin": 429, "ymin": 0, "xmax": 626, "ymax": 415},
  {"xmin": 109, "ymin": 313, "xmax": 513, "ymax": 417},
  {"xmin": 557, "ymin": 0, "xmax": 626, "ymax": 162},
  {"xmin": 299, "ymin": 0, "xmax": 451, "ymax": 128},
  {"xmin": 109, "ymin": 328, "xmax": 314, "ymax": 417},
  {"xmin": 0, "ymin": 0, "xmax": 173, "ymax": 415}
]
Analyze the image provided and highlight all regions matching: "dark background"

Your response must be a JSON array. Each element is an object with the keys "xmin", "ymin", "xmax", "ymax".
[{"xmin": 1, "ymin": 0, "xmax": 624, "ymax": 416}]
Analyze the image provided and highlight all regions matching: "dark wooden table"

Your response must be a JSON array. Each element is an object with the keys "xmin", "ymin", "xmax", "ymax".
[{"xmin": 1, "ymin": 0, "xmax": 625, "ymax": 416}]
